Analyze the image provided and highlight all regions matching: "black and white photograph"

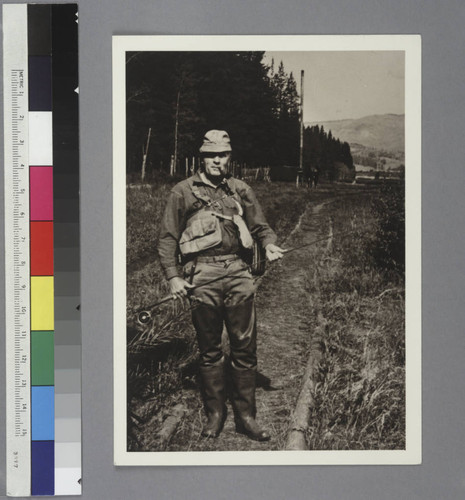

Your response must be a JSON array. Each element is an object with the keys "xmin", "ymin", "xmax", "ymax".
[{"xmin": 113, "ymin": 35, "xmax": 421, "ymax": 465}]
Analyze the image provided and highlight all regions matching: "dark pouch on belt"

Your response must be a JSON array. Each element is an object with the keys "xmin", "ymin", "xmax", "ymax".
[{"xmin": 243, "ymin": 239, "xmax": 266, "ymax": 276}]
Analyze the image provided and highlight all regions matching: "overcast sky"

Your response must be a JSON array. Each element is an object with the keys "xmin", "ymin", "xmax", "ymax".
[{"xmin": 264, "ymin": 51, "xmax": 405, "ymax": 123}]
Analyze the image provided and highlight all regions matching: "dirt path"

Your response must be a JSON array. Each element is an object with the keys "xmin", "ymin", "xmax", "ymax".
[
  {"xmin": 252, "ymin": 199, "xmax": 331, "ymax": 449},
  {"xmin": 166, "ymin": 196, "xmax": 334, "ymax": 451}
]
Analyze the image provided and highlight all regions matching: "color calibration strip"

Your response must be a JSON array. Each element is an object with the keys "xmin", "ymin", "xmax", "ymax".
[{"xmin": 4, "ymin": 4, "xmax": 81, "ymax": 496}]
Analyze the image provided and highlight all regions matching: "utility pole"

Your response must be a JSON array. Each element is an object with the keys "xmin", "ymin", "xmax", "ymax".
[
  {"xmin": 173, "ymin": 73, "xmax": 185, "ymax": 176},
  {"xmin": 173, "ymin": 87, "xmax": 181, "ymax": 176},
  {"xmin": 297, "ymin": 69, "xmax": 304, "ymax": 188}
]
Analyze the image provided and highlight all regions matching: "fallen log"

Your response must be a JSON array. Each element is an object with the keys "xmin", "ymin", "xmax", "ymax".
[
  {"xmin": 157, "ymin": 404, "xmax": 186, "ymax": 449},
  {"xmin": 285, "ymin": 321, "xmax": 326, "ymax": 450}
]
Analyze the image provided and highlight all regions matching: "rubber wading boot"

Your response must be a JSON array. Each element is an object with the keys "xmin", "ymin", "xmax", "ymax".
[
  {"xmin": 231, "ymin": 368, "xmax": 270, "ymax": 442},
  {"xmin": 191, "ymin": 303, "xmax": 226, "ymax": 438},
  {"xmin": 199, "ymin": 364, "xmax": 227, "ymax": 438}
]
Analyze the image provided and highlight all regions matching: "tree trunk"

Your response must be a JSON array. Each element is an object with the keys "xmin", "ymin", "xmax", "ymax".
[
  {"xmin": 141, "ymin": 127, "xmax": 151, "ymax": 181},
  {"xmin": 172, "ymin": 77, "xmax": 183, "ymax": 176}
]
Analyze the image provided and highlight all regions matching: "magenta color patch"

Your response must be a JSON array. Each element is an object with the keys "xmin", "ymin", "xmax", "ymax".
[{"xmin": 30, "ymin": 166, "xmax": 53, "ymax": 220}]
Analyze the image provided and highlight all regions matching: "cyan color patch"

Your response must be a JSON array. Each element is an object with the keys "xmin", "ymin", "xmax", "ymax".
[{"xmin": 31, "ymin": 386, "xmax": 55, "ymax": 440}]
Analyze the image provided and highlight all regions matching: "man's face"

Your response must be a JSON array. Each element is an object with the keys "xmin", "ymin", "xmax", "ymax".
[{"xmin": 202, "ymin": 152, "xmax": 231, "ymax": 179}]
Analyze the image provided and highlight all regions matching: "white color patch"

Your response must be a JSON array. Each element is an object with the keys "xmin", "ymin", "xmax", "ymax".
[
  {"xmin": 29, "ymin": 111, "xmax": 53, "ymax": 166},
  {"xmin": 55, "ymin": 467, "xmax": 82, "ymax": 496}
]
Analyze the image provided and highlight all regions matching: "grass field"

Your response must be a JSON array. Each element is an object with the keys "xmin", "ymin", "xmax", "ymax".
[
  {"xmin": 303, "ymin": 186, "xmax": 405, "ymax": 449},
  {"xmin": 126, "ymin": 175, "xmax": 405, "ymax": 451}
]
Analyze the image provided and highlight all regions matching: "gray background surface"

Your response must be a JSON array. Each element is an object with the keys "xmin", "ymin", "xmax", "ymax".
[{"xmin": 1, "ymin": 0, "xmax": 465, "ymax": 498}]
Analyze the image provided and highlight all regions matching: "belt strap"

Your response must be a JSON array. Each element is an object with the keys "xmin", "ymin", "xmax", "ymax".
[{"xmin": 196, "ymin": 254, "xmax": 240, "ymax": 263}]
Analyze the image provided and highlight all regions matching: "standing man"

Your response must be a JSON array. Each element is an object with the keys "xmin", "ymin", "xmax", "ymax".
[{"xmin": 158, "ymin": 130, "xmax": 283, "ymax": 441}]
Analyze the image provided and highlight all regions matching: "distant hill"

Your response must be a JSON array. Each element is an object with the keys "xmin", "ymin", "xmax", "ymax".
[{"xmin": 305, "ymin": 114, "xmax": 404, "ymax": 152}]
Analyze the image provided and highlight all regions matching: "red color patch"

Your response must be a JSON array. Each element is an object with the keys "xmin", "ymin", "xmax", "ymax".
[{"xmin": 30, "ymin": 222, "xmax": 53, "ymax": 276}]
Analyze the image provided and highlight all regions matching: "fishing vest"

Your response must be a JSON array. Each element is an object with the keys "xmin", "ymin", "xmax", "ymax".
[{"xmin": 178, "ymin": 183, "xmax": 253, "ymax": 257}]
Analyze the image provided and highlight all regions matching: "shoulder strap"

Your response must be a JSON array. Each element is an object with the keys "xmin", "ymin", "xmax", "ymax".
[
  {"xmin": 191, "ymin": 179, "xmax": 242, "ymax": 215},
  {"xmin": 223, "ymin": 180, "xmax": 244, "ymax": 216},
  {"xmin": 222, "ymin": 178, "xmax": 237, "ymax": 197},
  {"xmin": 191, "ymin": 186, "xmax": 213, "ymax": 206}
]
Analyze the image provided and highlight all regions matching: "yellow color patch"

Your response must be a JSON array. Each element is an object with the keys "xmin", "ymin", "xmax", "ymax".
[{"xmin": 31, "ymin": 276, "xmax": 54, "ymax": 331}]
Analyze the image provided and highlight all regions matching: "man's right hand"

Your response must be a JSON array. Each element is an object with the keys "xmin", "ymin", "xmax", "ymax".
[{"xmin": 169, "ymin": 276, "xmax": 194, "ymax": 300}]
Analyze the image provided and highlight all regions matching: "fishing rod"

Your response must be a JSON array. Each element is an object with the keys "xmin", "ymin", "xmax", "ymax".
[
  {"xmin": 133, "ymin": 184, "xmax": 404, "ymax": 325},
  {"xmin": 135, "ymin": 225, "xmax": 364, "ymax": 325}
]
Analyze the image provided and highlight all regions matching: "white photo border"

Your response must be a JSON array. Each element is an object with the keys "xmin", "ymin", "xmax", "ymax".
[{"xmin": 113, "ymin": 35, "xmax": 421, "ymax": 466}]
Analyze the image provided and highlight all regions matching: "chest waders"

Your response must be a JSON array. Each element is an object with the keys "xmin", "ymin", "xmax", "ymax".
[{"xmin": 186, "ymin": 183, "xmax": 270, "ymax": 441}]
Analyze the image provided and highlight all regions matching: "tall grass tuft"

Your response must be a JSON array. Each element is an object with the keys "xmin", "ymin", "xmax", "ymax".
[
  {"xmin": 304, "ymin": 186, "xmax": 405, "ymax": 450},
  {"xmin": 368, "ymin": 182, "xmax": 405, "ymax": 276}
]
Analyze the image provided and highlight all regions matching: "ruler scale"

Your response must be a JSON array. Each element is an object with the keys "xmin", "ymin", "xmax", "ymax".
[
  {"xmin": 3, "ymin": 4, "xmax": 81, "ymax": 496},
  {"xmin": 4, "ymin": 5, "xmax": 31, "ymax": 496}
]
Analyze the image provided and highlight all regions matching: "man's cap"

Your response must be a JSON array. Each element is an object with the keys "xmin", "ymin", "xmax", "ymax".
[{"xmin": 199, "ymin": 130, "xmax": 232, "ymax": 153}]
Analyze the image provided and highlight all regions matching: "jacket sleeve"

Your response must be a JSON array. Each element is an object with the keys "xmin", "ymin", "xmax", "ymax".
[
  {"xmin": 241, "ymin": 185, "xmax": 277, "ymax": 248},
  {"xmin": 157, "ymin": 189, "xmax": 185, "ymax": 280}
]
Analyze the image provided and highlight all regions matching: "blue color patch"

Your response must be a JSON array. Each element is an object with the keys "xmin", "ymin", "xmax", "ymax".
[
  {"xmin": 31, "ymin": 386, "xmax": 55, "ymax": 440},
  {"xmin": 31, "ymin": 440, "xmax": 54, "ymax": 495}
]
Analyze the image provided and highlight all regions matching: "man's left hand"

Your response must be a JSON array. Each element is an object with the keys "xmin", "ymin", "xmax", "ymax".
[{"xmin": 265, "ymin": 243, "xmax": 285, "ymax": 262}]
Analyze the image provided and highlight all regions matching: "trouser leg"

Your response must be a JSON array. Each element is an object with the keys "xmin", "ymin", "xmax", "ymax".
[
  {"xmin": 225, "ymin": 298, "xmax": 270, "ymax": 441},
  {"xmin": 191, "ymin": 303, "xmax": 226, "ymax": 437},
  {"xmin": 224, "ymin": 296, "xmax": 257, "ymax": 371},
  {"xmin": 191, "ymin": 302, "xmax": 224, "ymax": 368}
]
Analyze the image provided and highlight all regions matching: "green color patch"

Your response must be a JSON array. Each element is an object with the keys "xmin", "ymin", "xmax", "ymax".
[{"xmin": 31, "ymin": 331, "xmax": 54, "ymax": 386}]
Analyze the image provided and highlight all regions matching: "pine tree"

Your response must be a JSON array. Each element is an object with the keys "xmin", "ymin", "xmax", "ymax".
[{"xmin": 125, "ymin": 51, "xmax": 353, "ymax": 179}]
